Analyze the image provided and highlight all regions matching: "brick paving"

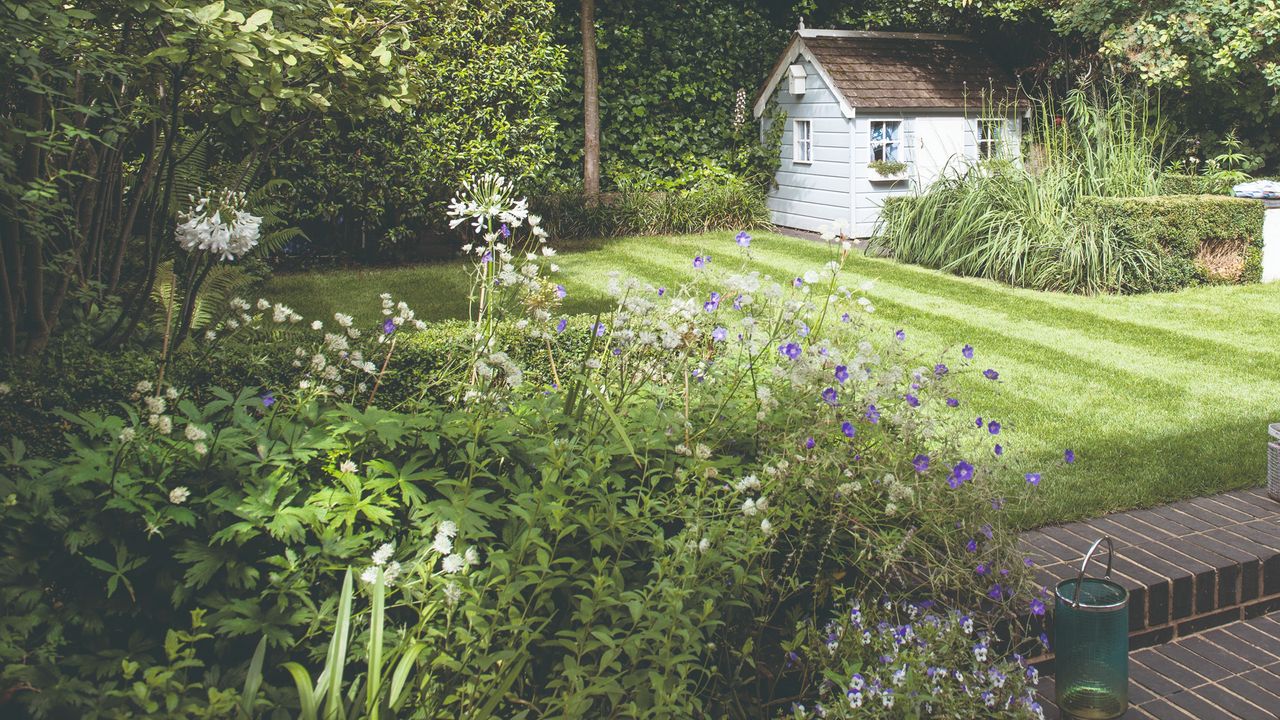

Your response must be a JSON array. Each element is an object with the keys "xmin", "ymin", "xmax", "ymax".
[
  {"xmin": 1021, "ymin": 487, "xmax": 1280, "ymax": 719},
  {"xmin": 1019, "ymin": 488, "xmax": 1280, "ymax": 651},
  {"xmin": 1037, "ymin": 611, "xmax": 1280, "ymax": 719}
]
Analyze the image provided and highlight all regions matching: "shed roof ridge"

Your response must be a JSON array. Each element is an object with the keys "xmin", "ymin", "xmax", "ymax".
[{"xmin": 797, "ymin": 28, "xmax": 975, "ymax": 42}]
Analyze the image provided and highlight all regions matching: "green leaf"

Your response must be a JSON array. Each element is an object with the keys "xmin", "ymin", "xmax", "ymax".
[
  {"xmin": 240, "ymin": 635, "xmax": 268, "ymax": 717},
  {"xmin": 194, "ymin": 1, "xmax": 224, "ymax": 23},
  {"xmin": 241, "ymin": 8, "xmax": 273, "ymax": 31}
]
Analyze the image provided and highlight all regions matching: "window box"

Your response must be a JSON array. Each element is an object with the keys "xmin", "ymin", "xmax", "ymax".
[{"xmin": 868, "ymin": 160, "xmax": 908, "ymax": 182}]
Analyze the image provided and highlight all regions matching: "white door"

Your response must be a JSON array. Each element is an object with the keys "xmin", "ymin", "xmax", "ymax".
[{"xmin": 913, "ymin": 117, "xmax": 966, "ymax": 190}]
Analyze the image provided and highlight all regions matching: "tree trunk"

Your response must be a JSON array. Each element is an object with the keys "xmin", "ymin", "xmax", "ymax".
[{"xmin": 581, "ymin": 0, "xmax": 600, "ymax": 197}]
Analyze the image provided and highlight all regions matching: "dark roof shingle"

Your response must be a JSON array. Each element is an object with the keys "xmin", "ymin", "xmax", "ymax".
[{"xmin": 798, "ymin": 32, "xmax": 1025, "ymax": 110}]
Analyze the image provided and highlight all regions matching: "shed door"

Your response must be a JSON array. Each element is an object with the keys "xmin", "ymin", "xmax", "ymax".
[{"xmin": 913, "ymin": 117, "xmax": 965, "ymax": 189}]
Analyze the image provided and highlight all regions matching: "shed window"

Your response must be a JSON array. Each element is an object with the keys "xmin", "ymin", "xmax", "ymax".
[
  {"xmin": 978, "ymin": 119, "xmax": 1005, "ymax": 159},
  {"xmin": 870, "ymin": 120, "xmax": 902, "ymax": 162},
  {"xmin": 793, "ymin": 120, "xmax": 812, "ymax": 163}
]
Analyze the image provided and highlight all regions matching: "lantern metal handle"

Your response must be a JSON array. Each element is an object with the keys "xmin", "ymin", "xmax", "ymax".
[{"xmin": 1071, "ymin": 537, "xmax": 1114, "ymax": 608}]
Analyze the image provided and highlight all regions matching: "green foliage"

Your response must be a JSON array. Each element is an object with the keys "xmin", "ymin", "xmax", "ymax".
[
  {"xmin": 1159, "ymin": 174, "xmax": 1232, "ymax": 196},
  {"xmin": 272, "ymin": 0, "xmax": 567, "ymax": 259},
  {"xmin": 531, "ymin": 180, "xmax": 770, "ymax": 242},
  {"xmin": 868, "ymin": 160, "xmax": 909, "ymax": 177},
  {"xmin": 1076, "ymin": 195, "xmax": 1265, "ymax": 288},
  {"xmin": 872, "ymin": 83, "xmax": 1176, "ymax": 294}
]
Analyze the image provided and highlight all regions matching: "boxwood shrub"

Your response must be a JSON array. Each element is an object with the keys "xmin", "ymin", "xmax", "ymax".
[
  {"xmin": 1158, "ymin": 174, "xmax": 1233, "ymax": 196},
  {"xmin": 1075, "ymin": 194, "xmax": 1264, "ymax": 291}
]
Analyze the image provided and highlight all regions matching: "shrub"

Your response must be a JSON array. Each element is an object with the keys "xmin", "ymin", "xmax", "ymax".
[
  {"xmin": 1076, "ymin": 195, "xmax": 1265, "ymax": 288},
  {"xmin": 1158, "ymin": 173, "xmax": 1232, "ymax": 196},
  {"xmin": 1, "ymin": 180, "xmax": 1046, "ymax": 718}
]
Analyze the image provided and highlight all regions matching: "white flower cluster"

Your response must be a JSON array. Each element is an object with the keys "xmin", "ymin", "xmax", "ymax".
[
  {"xmin": 360, "ymin": 542, "xmax": 402, "ymax": 586},
  {"xmin": 430, "ymin": 520, "xmax": 479, "ymax": 575},
  {"xmin": 379, "ymin": 293, "xmax": 427, "ymax": 332},
  {"xmin": 447, "ymin": 173, "xmax": 537, "ymax": 236},
  {"xmin": 175, "ymin": 189, "xmax": 262, "ymax": 261}
]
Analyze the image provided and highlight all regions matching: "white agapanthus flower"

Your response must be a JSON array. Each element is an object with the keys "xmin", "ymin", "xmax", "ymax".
[
  {"xmin": 169, "ymin": 486, "xmax": 190, "ymax": 504},
  {"xmin": 175, "ymin": 189, "xmax": 262, "ymax": 261}
]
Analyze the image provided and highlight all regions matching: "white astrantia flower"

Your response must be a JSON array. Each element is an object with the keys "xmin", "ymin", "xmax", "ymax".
[
  {"xmin": 339, "ymin": 459, "xmax": 357, "ymax": 474},
  {"xmin": 184, "ymin": 424, "xmax": 207, "ymax": 442},
  {"xmin": 443, "ymin": 582, "xmax": 462, "ymax": 606},
  {"xmin": 193, "ymin": 442, "xmax": 208, "ymax": 457},
  {"xmin": 442, "ymin": 553, "xmax": 465, "ymax": 574},
  {"xmin": 464, "ymin": 546, "xmax": 479, "ymax": 566},
  {"xmin": 741, "ymin": 498, "xmax": 757, "ymax": 516},
  {"xmin": 437, "ymin": 520, "xmax": 458, "ymax": 538},
  {"xmin": 118, "ymin": 427, "xmax": 136, "ymax": 443},
  {"xmin": 311, "ymin": 320, "xmax": 323, "ymax": 330},
  {"xmin": 760, "ymin": 518, "xmax": 772, "ymax": 534},
  {"xmin": 135, "ymin": 380, "xmax": 153, "ymax": 394},
  {"xmin": 157, "ymin": 415, "xmax": 173, "ymax": 434},
  {"xmin": 698, "ymin": 537, "xmax": 710, "ymax": 554},
  {"xmin": 372, "ymin": 543, "xmax": 395, "ymax": 566},
  {"xmin": 169, "ymin": 486, "xmax": 190, "ymax": 504},
  {"xmin": 144, "ymin": 396, "xmax": 167, "ymax": 414},
  {"xmin": 431, "ymin": 532, "xmax": 453, "ymax": 555}
]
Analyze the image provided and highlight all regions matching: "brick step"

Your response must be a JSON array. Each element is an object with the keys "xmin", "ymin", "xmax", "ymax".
[
  {"xmin": 1037, "ymin": 611, "xmax": 1280, "ymax": 719},
  {"xmin": 1019, "ymin": 488, "xmax": 1280, "ymax": 659}
]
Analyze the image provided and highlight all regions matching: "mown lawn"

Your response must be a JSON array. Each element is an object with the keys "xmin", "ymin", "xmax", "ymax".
[{"xmin": 264, "ymin": 230, "xmax": 1280, "ymax": 527}]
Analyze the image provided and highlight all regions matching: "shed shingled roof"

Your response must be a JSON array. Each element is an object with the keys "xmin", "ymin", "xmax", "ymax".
[{"xmin": 758, "ymin": 30, "xmax": 1027, "ymax": 112}]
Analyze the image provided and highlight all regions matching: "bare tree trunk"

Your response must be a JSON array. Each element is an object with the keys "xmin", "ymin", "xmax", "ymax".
[{"xmin": 581, "ymin": 0, "xmax": 600, "ymax": 197}]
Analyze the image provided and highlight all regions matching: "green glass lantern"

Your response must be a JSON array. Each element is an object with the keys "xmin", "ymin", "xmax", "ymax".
[{"xmin": 1054, "ymin": 537, "xmax": 1129, "ymax": 720}]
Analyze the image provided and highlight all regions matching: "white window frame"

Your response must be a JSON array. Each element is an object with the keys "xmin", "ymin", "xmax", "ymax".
[
  {"xmin": 793, "ymin": 119, "xmax": 813, "ymax": 164},
  {"xmin": 978, "ymin": 118, "xmax": 1005, "ymax": 160},
  {"xmin": 869, "ymin": 120, "xmax": 903, "ymax": 164}
]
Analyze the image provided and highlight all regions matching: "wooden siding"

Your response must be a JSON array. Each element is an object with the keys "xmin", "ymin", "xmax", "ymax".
[{"xmin": 765, "ymin": 57, "xmax": 852, "ymax": 234}]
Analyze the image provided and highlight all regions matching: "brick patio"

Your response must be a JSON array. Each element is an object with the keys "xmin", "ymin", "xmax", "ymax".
[{"xmin": 1021, "ymin": 487, "xmax": 1280, "ymax": 719}]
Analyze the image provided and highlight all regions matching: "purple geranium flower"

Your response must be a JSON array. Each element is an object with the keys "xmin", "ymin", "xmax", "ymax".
[
  {"xmin": 834, "ymin": 365, "xmax": 849, "ymax": 384},
  {"xmin": 983, "ymin": 368, "xmax": 1000, "ymax": 380},
  {"xmin": 805, "ymin": 436, "xmax": 815, "ymax": 450},
  {"xmin": 976, "ymin": 416, "xmax": 984, "ymax": 428},
  {"xmin": 994, "ymin": 444, "xmax": 1003, "ymax": 456},
  {"xmin": 976, "ymin": 563, "xmax": 989, "ymax": 576},
  {"xmin": 736, "ymin": 231, "xmax": 751, "ymax": 247},
  {"xmin": 895, "ymin": 329, "xmax": 905, "ymax": 341},
  {"xmin": 841, "ymin": 312, "xmax": 851, "ymax": 323},
  {"xmin": 593, "ymin": 322, "xmax": 607, "ymax": 336},
  {"xmin": 555, "ymin": 284, "xmax": 567, "ymax": 299},
  {"xmin": 1025, "ymin": 472, "xmax": 1041, "ymax": 486},
  {"xmin": 797, "ymin": 321, "xmax": 809, "ymax": 337},
  {"xmin": 912, "ymin": 454, "xmax": 930, "ymax": 473},
  {"xmin": 480, "ymin": 251, "xmax": 492, "ymax": 264},
  {"xmin": 383, "ymin": 318, "xmax": 396, "ymax": 334},
  {"xmin": 965, "ymin": 539, "xmax": 978, "ymax": 553},
  {"xmin": 962, "ymin": 344, "xmax": 974, "ymax": 359},
  {"xmin": 935, "ymin": 363, "xmax": 949, "ymax": 376},
  {"xmin": 988, "ymin": 420, "xmax": 1001, "ymax": 435},
  {"xmin": 733, "ymin": 294, "xmax": 743, "ymax": 310},
  {"xmin": 693, "ymin": 256, "xmax": 706, "ymax": 269},
  {"xmin": 657, "ymin": 287, "xmax": 665, "ymax": 296},
  {"xmin": 946, "ymin": 397, "xmax": 959, "ymax": 407},
  {"xmin": 821, "ymin": 387, "xmax": 839, "ymax": 406},
  {"xmin": 949, "ymin": 460, "xmax": 974, "ymax": 488},
  {"xmin": 556, "ymin": 317, "xmax": 567, "ymax": 333},
  {"xmin": 498, "ymin": 223, "xmax": 510, "ymax": 238},
  {"xmin": 260, "ymin": 392, "xmax": 275, "ymax": 408},
  {"xmin": 988, "ymin": 584, "xmax": 1004, "ymax": 600},
  {"xmin": 1030, "ymin": 598, "xmax": 1046, "ymax": 616},
  {"xmin": 780, "ymin": 342, "xmax": 802, "ymax": 360},
  {"xmin": 711, "ymin": 326, "xmax": 727, "ymax": 342},
  {"xmin": 865, "ymin": 405, "xmax": 880, "ymax": 424},
  {"xmin": 904, "ymin": 393, "xmax": 920, "ymax": 407},
  {"xmin": 842, "ymin": 421, "xmax": 856, "ymax": 438},
  {"xmin": 1065, "ymin": 448, "xmax": 1076, "ymax": 464}
]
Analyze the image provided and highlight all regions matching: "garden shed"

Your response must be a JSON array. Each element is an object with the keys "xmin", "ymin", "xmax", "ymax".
[{"xmin": 754, "ymin": 28, "xmax": 1028, "ymax": 236}]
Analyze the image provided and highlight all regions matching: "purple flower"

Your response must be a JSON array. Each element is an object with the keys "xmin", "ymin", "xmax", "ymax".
[
  {"xmin": 962, "ymin": 344, "xmax": 974, "ymax": 359},
  {"xmin": 805, "ymin": 436, "xmax": 815, "ymax": 450},
  {"xmin": 821, "ymin": 387, "xmax": 839, "ymax": 406},
  {"xmin": 784, "ymin": 650, "xmax": 799, "ymax": 668},
  {"xmin": 976, "ymin": 563, "xmax": 989, "ymax": 576},
  {"xmin": 987, "ymin": 420, "xmax": 1001, "ymax": 435},
  {"xmin": 834, "ymin": 365, "xmax": 849, "ymax": 384},
  {"xmin": 946, "ymin": 397, "xmax": 959, "ymax": 407},
  {"xmin": 994, "ymin": 444, "xmax": 1003, "ymax": 456},
  {"xmin": 992, "ymin": 497, "xmax": 1006, "ymax": 510},
  {"xmin": 704, "ymin": 297, "xmax": 719, "ymax": 312},
  {"xmin": 1065, "ymin": 448, "xmax": 1076, "ymax": 464},
  {"xmin": 949, "ymin": 460, "xmax": 974, "ymax": 488},
  {"xmin": 712, "ymin": 326, "xmax": 727, "ymax": 342},
  {"xmin": 842, "ymin": 421, "xmax": 856, "ymax": 438},
  {"xmin": 1030, "ymin": 598, "xmax": 1046, "ymax": 616},
  {"xmin": 865, "ymin": 405, "xmax": 880, "ymax": 424},
  {"xmin": 797, "ymin": 321, "xmax": 809, "ymax": 337},
  {"xmin": 733, "ymin": 294, "xmax": 743, "ymax": 310},
  {"xmin": 987, "ymin": 584, "xmax": 1004, "ymax": 600},
  {"xmin": 793, "ymin": 277, "xmax": 803, "ymax": 288},
  {"xmin": 555, "ymin": 284, "xmax": 567, "ymax": 299},
  {"xmin": 480, "ymin": 251, "xmax": 492, "ymax": 264},
  {"xmin": 657, "ymin": 287, "xmax": 665, "ymax": 296},
  {"xmin": 780, "ymin": 343, "xmax": 802, "ymax": 360},
  {"xmin": 498, "ymin": 223, "xmax": 510, "ymax": 238},
  {"xmin": 983, "ymin": 368, "xmax": 1000, "ymax": 380},
  {"xmin": 904, "ymin": 393, "xmax": 919, "ymax": 407},
  {"xmin": 736, "ymin": 231, "xmax": 751, "ymax": 247},
  {"xmin": 1025, "ymin": 472, "xmax": 1041, "ymax": 486},
  {"xmin": 693, "ymin": 256, "xmax": 706, "ymax": 269},
  {"xmin": 965, "ymin": 539, "xmax": 978, "ymax": 553},
  {"xmin": 383, "ymin": 318, "xmax": 396, "ymax": 335},
  {"xmin": 976, "ymin": 416, "xmax": 984, "ymax": 428},
  {"xmin": 1024, "ymin": 557, "xmax": 1035, "ymax": 567},
  {"xmin": 260, "ymin": 392, "xmax": 275, "ymax": 408},
  {"xmin": 912, "ymin": 454, "xmax": 930, "ymax": 473},
  {"xmin": 841, "ymin": 312, "xmax": 851, "ymax": 323},
  {"xmin": 894, "ymin": 329, "xmax": 905, "ymax": 341},
  {"xmin": 935, "ymin": 363, "xmax": 949, "ymax": 376},
  {"xmin": 593, "ymin": 322, "xmax": 606, "ymax": 337},
  {"xmin": 981, "ymin": 523, "xmax": 993, "ymax": 539},
  {"xmin": 556, "ymin": 317, "xmax": 568, "ymax": 333}
]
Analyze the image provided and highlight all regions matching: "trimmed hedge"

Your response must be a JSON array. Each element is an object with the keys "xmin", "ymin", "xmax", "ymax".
[
  {"xmin": 1076, "ymin": 194, "xmax": 1265, "ymax": 290},
  {"xmin": 1158, "ymin": 174, "xmax": 1233, "ymax": 196},
  {"xmin": 531, "ymin": 182, "xmax": 769, "ymax": 242}
]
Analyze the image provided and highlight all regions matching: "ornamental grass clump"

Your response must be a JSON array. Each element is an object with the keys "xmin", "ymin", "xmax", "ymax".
[{"xmin": 1, "ymin": 177, "xmax": 1052, "ymax": 719}]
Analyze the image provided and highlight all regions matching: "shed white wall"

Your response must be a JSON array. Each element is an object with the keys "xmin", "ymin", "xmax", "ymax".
[
  {"xmin": 763, "ymin": 57, "xmax": 852, "ymax": 234},
  {"xmin": 762, "ymin": 61, "xmax": 1022, "ymax": 237}
]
